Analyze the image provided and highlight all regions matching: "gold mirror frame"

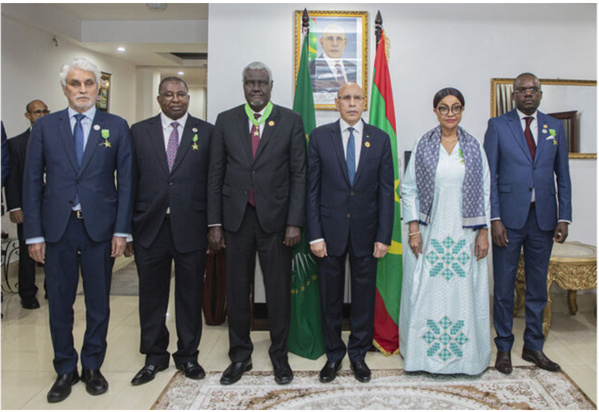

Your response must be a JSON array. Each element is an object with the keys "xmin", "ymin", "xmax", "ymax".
[{"xmin": 490, "ymin": 78, "xmax": 597, "ymax": 159}]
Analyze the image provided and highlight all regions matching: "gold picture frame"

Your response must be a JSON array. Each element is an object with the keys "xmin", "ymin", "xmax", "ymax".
[
  {"xmin": 96, "ymin": 72, "xmax": 112, "ymax": 112},
  {"xmin": 294, "ymin": 10, "xmax": 368, "ymax": 110}
]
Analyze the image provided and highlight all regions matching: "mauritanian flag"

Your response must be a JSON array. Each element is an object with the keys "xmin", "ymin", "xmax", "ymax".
[
  {"xmin": 287, "ymin": 32, "xmax": 326, "ymax": 360},
  {"xmin": 369, "ymin": 30, "xmax": 403, "ymax": 355}
]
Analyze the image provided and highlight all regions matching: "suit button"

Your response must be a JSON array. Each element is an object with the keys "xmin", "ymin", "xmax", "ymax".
[
  {"xmin": 169, "ymin": 182, "xmax": 173, "ymax": 186},
  {"xmin": 350, "ymin": 191, "xmax": 354, "ymax": 196},
  {"xmin": 533, "ymin": 166, "xmax": 536, "ymax": 170},
  {"xmin": 252, "ymin": 171, "xmax": 256, "ymax": 175},
  {"xmin": 347, "ymin": 213, "xmax": 351, "ymax": 218},
  {"xmin": 68, "ymin": 200, "xmax": 73, "ymax": 205},
  {"xmin": 76, "ymin": 179, "xmax": 81, "ymax": 184},
  {"xmin": 529, "ymin": 187, "xmax": 532, "ymax": 191}
]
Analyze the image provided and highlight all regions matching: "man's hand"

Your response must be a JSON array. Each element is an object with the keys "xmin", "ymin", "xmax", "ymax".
[
  {"xmin": 9, "ymin": 210, "xmax": 23, "ymax": 224},
  {"xmin": 29, "ymin": 242, "xmax": 46, "ymax": 264},
  {"xmin": 208, "ymin": 227, "xmax": 226, "ymax": 253},
  {"xmin": 310, "ymin": 240, "xmax": 327, "ymax": 258},
  {"xmin": 124, "ymin": 241, "xmax": 134, "ymax": 257},
  {"xmin": 283, "ymin": 225, "xmax": 301, "ymax": 247},
  {"xmin": 491, "ymin": 220, "xmax": 509, "ymax": 248},
  {"xmin": 373, "ymin": 242, "xmax": 389, "ymax": 258},
  {"xmin": 111, "ymin": 236, "xmax": 126, "ymax": 258},
  {"xmin": 554, "ymin": 221, "xmax": 569, "ymax": 243},
  {"xmin": 475, "ymin": 228, "xmax": 489, "ymax": 261}
]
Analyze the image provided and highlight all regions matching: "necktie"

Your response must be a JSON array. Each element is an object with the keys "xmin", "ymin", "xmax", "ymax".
[
  {"xmin": 347, "ymin": 127, "xmax": 356, "ymax": 186},
  {"xmin": 335, "ymin": 63, "xmax": 346, "ymax": 85},
  {"xmin": 73, "ymin": 114, "xmax": 85, "ymax": 207},
  {"xmin": 166, "ymin": 122, "xmax": 180, "ymax": 172},
  {"xmin": 524, "ymin": 116, "xmax": 536, "ymax": 159},
  {"xmin": 249, "ymin": 114, "xmax": 261, "ymax": 206},
  {"xmin": 74, "ymin": 114, "xmax": 85, "ymax": 166}
]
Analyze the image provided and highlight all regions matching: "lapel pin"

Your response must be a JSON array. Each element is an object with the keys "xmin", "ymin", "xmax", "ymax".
[
  {"xmin": 542, "ymin": 129, "xmax": 548, "ymax": 134},
  {"xmin": 93, "ymin": 125, "xmax": 100, "ymax": 131},
  {"xmin": 192, "ymin": 127, "xmax": 198, "ymax": 133},
  {"xmin": 268, "ymin": 120, "xmax": 275, "ymax": 126},
  {"xmin": 192, "ymin": 134, "xmax": 199, "ymax": 150},
  {"xmin": 365, "ymin": 142, "xmax": 371, "ymax": 148}
]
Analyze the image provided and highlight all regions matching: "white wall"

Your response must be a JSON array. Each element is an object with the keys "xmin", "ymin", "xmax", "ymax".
[{"xmin": 207, "ymin": 3, "xmax": 597, "ymax": 246}]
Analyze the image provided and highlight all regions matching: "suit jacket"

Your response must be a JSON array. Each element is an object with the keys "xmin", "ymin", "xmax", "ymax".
[
  {"xmin": 306, "ymin": 120, "xmax": 394, "ymax": 257},
  {"xmin": 207, "ymin": 104, "xmax": 306, "ymax": 233},
  {"xmin": 309, "ymin": 54, "xmax": 358, "ymax": 93},
  {"xmin": 6, "ymin": 128, "xmax": 30, "ymax": 211},
  {"xmin": 23, "ymin": 108, "xmax": 133, "ymax": 243},
  {"xmin": 1, "ymin": 122, "xmax": 8, "ymax": 189},
  {"xmin": 131, "ymin": 114, "xmax": 213, "ymax": 253},
  {"xmin": 483, "ymin": 109, "xmax": 572, "ymax": 231}
]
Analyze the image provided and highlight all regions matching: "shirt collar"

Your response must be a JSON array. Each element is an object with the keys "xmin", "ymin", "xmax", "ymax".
[
  {"xmin": 68, "ymin": 105, "xmax": 96, "ymax": 121},
  {"xmin": 517, "ymin": 109, "xmax": 537, "ymax": 121},
  {"xmin": 161, "ymin": 111, "xmax": 188, "ymax": 129},
  {"xmin": 340, "ymin": 118, "xmax": 364, "ymax": 135}
]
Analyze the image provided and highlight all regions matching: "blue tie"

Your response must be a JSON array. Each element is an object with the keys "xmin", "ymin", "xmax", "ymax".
[
  {"xmin": 346, "ymin": 126, "xmax": 356, "ymax": 186},
  {"xmin": 74, "ymin": 114, "xmax": 85, "ymax": 207},
  {"xmin": 74, "ymin": 114, "xmax": 85, "ymax": 166}
]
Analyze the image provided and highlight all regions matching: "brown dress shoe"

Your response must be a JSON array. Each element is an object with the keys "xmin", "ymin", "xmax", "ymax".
[
  {"xmin": 522, "ymin": 347, "xmax": 560, "ymax": 372},
  {"xmin": 495, "ymin": 351, "xmax": 512, "ymax": 374}
]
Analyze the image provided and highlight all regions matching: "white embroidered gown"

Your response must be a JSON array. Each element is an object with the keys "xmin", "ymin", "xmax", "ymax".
[{"xmin": 399, "ymin": 139, "xmax": 491, "ymax": 375}]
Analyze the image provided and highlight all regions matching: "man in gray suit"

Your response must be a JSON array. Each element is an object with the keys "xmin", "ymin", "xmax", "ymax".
[{"xmin": 207, "ymin": 61, "xmax": 306, "ymax": 386}]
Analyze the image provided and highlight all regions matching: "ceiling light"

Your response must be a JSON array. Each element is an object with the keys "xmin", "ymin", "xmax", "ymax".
[
  {"xmin": 146, "ymin": 3, "xmax": 168, "ymax": 11},
  {"xmin": 117, "ymin": 47, "xmax": 126, "ymax": 52},
  {"xmin": 178, "ymin": 71, "xmax": 184, "ymax": 76}
]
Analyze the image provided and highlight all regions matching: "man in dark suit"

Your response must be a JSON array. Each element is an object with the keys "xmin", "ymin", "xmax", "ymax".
[
  {"xmin": 309, "ymin": 24, "xmax": 358, "ymax": 93},
  {"xmin": 208, "ymin": 61, "xmax": 306, "ymax": 386},
  {"xmin": 306, "ymin": 83, "xmax": 394, "ymax": 383},
  {"xmin": 6, "ymin": 99, "xmax": 50, "ymax": 309},
  {"xmin": 484, "ymin": 72, "xmax": 572, "ymax": 375},
  {"xmin": 128, "ymin": 77, "xmax": 213, "ymax": 386},
  {"xmin": 23, "ymin": 58, "xmax": 133, "ymax": 403}
]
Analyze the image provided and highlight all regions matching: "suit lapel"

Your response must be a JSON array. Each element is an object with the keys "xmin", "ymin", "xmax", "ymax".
[
  {"xmin": 507, "ymin": 110, "xmax": 533, "ymax": 163},
  {"xmin": 171, "ymin": 116, "xmax": 197, "ymax": 173},
  {"xmin": 535, "ymin": 111, "xmax": 550, "ymax": 162},
  {"xmin": 236, "ymin": 106, "xmax": 253, "ymax": 164},
  {"xmin": 148, "ymin": 115, "xmax": 170, "ymax": 175},
  {"xmin": 353, "ymin": 121, "xmax": 370, "ymax": 186},
  {"xmin": 79, "ymin": 111, "xmax": 104, "ymax": 175},
  {"xmin": 331, "ymin": 120, "xmax": 351, "ymax": 186},
  {"xmin": 254, "ymin": 105, "xmax": 279, "ymax": 161},
  {"xmin": 57, "ymin": 109, "xmax": 79, "ymax": 172}
]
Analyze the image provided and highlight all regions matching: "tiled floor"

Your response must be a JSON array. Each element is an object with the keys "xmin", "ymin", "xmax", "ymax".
[{"xmin": 1, "ymin": 267, "xmax": 596, "ymax": 409}]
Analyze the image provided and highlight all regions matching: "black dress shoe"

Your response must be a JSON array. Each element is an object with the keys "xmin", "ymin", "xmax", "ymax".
[
  {"xmin": 273, "ymin": 361, "xmax": 293, "ymax": 385},
  {"xmin": 131, "ymin": 363, "xmax": 169, "ymax": 386},
  {"xmin": 220, "ymin": 358, "xmax": 252, "ymax": 385},
  {"xmin": 522, "ymin": 347, "xmax": 560, "ymax": 372},
  {"xmin": 177, "ymin": 361, "xmax": 205, "ymax": 380},
  {"xmin": 47, "ymin": 371, "xmax": 79, "ymax": 403},
  {"xmin": 21, "ymin": 296, "xmax": 40, "ymax": 309},
  {"xmin": 495, "ymin": 351, "xmax": 513, "ymax": 374},
  {"xmin": 350, "ymin": 360, "xmax": 371, "ymax": 383},
  {"xmin": 319, "ymin": 360, "xmax": 342, "ymax": 383},
  {"xmin": 81, "ymin": 369, "xmax": 108, "ymax": 395}
]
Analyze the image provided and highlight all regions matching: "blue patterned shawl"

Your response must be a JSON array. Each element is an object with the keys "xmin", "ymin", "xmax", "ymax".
[{"xmin": 415, "ymin": 125, "xmax": 486, "ymax": 229}]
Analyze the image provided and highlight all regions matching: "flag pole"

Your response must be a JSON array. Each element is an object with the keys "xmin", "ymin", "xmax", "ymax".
[{"xmin": 375, "ymin": 10, "xmax": 383, "ymax": 46}]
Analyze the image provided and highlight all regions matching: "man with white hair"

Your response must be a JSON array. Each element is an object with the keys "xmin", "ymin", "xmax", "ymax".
[
  {"xmin": 309, "ymin": 24, "xmax": 358, "ymax": 93},
  {"xmin": 23, "ymin": 58, "xmax": 133, "ymax": 402}
]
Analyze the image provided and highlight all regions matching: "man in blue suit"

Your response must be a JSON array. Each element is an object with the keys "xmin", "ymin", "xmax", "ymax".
[
  {"xmin": 306, "ymin": 83, "xmax": 394, "ymax": 383},
  {"xmin": 484, "ymin": 73, "xmax": 571, "ymax": 375},
  {"xmin": 23, "ymin": 58, "xmax": 133, "ymax": 402}
]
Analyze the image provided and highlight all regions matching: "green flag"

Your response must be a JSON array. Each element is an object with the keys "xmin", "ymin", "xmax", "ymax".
[{"xmin": 287, "ymin": 33, "xmax": 326, "ymax": 360}]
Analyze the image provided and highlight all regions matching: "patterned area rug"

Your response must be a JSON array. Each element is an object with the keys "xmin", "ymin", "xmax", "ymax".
[{"xmin": 153, "ymin": 366, "xmax": 595, "ymax": 410}]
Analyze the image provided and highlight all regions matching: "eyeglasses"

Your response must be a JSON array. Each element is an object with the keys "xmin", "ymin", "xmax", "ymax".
[
  {"xmin": 515, "ymin": 87, "xmax": 542, "ymax": 95},
  {"xmin": 160, "ymin": 92, "xmax": 188, "ymax": 101},
  {"xmin": 338, "ymin": 94, "xmax": 363, "ymax": 102},
  {"xmin": 244, "ymin": 80, "xmax": 270, "ymax": 88},
  {"xmin": 29, "ymin": 110, "xmax": 50, "ymax": 115},
  {"xmin": 437, "ymin": 105, "xmax": 463, "ymax": 116}
]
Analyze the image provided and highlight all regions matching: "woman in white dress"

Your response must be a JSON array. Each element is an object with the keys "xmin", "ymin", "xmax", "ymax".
[{"xmin": 399, "ymin": 88, "xmax": 491, "ymax": 375}]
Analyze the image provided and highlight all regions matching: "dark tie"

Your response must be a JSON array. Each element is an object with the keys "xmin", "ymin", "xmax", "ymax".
[
  {"xmin": 74, "ymin": 114, "xmax": 85, "ymax": 166},
  {"xmin": 347, "ymin": 127, "xmax": 356, "ymax": 186},
  {"xmin": 249, "ymin": 113, "xmax": 261, "ymax": 206},
  {"xmin": 524, "ymin": 116, "xmax": 536, "ymax": 159},
  {"xmin": 335, "ymin": 63, "xmax": 346, "ymax": 85},
  {"xmin": 166, "ymin": 122, "xmax": 179, "ymax": 172}
]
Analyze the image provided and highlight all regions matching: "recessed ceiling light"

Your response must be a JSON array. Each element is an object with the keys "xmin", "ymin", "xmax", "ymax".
[
  {"xmin": 146, "ymin": 3, "xmax": 167, "ymax": 11},
  {"xmin": 117, "ymin": 47, "xmax": 126, "ymax": 52},
  {"xmin": 178, "ymin": 71, "xmax": 184, "ymax": 76}
]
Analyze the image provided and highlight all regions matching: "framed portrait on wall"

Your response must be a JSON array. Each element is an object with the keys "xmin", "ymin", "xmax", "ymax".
[
  {"xmin": 294, "ymin": 10, "xmax": 368, "ymax": 110},
  {"xmin": 96, "ymin": 72, "xmax": 112, "ymax": 112}
]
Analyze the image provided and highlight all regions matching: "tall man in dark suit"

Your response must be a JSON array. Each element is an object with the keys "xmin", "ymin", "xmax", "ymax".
[
  {"xmin": 306, "ymin": 83, "xmax": 394, "ymax": 383},
  {"xmin": 128, "ymin": 77, "xmax": 213, "ymax": 386},
  {"xmin": 484, "ymin": 73, "xmax": 572, "ymax": 374},
  {"xmin": 6, "ymin": 99, "xmax": 50, "ymax": 309},
  {"xmin": 23, "ymin": 58, "xmax": 133, "ymax": 402},
  {"xmin": 208, "ymin": 61, "xmax": 306, "ymax": 386}
]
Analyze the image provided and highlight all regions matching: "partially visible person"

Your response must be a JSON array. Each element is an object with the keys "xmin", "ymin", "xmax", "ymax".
[
  {"xmin": 128, "ymin": 77, "xmax": 213, "ymax": 386},
  {"xmin": 400, "ymin": 87, "xmax": 491, "ymax": 375},
  {"xmin": 306, "ymin": 82, "xmax": 394, "ymax": 383},
  {"xmin": 23, "ymin": 58, "xmax": 133, "ymax": 403},
  {"xmin": 208, "ymin": 61, "xmax": 306, "ymax": 386},
  {"xmin": 309, "ymin": 24, "xmax": 357, "ymax": 93},
  {"xmin": 6, "ymin": 99, "xmax": 50, "ymax": 309},
  {"xmin": 484, "ymin": 73, "xmax": 571, "ymax": 374},
  {"xmin": 1, "ymin": 121, "xmax": 8, "ymax": 216}
]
